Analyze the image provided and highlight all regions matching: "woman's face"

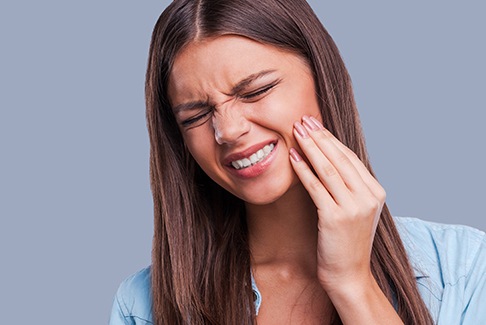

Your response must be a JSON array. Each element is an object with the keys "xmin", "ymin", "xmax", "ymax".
[{"xmin": 168, "ymin": 35, "xmax": 322, "ymax": 205}]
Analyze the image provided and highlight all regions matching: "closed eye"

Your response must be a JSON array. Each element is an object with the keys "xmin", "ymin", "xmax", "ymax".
[
  {"xmin": 181, "ymin": 110, "xmax": 212, "ymax": 127},
  {"xmin": 240, "ymin": 80, "xmax": 280, "ymax": 100}
]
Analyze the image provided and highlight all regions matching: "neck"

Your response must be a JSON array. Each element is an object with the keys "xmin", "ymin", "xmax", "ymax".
[{"xmin": 246, "ymin": 183, "xmax": 318, "ymax": 275}]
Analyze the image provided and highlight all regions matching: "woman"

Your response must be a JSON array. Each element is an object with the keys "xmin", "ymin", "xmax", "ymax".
[{"xmin": 110, "ymin": 0, "xmax": 485, "ymax": 324}]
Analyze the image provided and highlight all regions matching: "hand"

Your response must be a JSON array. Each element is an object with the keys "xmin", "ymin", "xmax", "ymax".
[{"xmin": 289, "ymin": 115, "xmax": 386, "ymax": 294}]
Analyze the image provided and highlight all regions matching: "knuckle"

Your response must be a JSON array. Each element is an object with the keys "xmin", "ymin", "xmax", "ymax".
[
  {"xmin": 314, "ymin": 129, "xmax": 328, "ymax": 140},
  {"xmin": 370, "ymin": 199, "xmax": 381, "ymax": 211},
  {"xmin": 320, "ymin": 164, "xmax": 337, "ymax": 178},
  {"xmin": 321, "ymin": 207, "xmax": 342, "ymax": 227},
  {"xmin": 364, "ymin": 197, "xmax": 381, "ymax": 213},
  {"xmin": 346, "ymin": 204, "xmax": 360, "ymax": 219},
  {"xmin": 377, "ymin": 187, "xmax": 387, "ymax": 202},
  {"xmin": 308, "ymin": 178, "xmax": 323, "ymax": 192},
  {"xmin": 314, "ymin": 131, "xmax": 332, "ymax": 146},
  {"xmin": 352, "ymin": 208, "xmax": 362, "ymax": 220},
  {"xmin": 337, "ymin": 152, "xmax": 351, "ymax": 166}
]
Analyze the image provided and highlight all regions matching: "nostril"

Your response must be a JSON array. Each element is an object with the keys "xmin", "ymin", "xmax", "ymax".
[
  {"xmin": 212, "ymin": 114, "xmax": 251, "ymax": 145},
  {"xmin": 214, "ymin": 129, "xmax": 225, "ymax": 145}
]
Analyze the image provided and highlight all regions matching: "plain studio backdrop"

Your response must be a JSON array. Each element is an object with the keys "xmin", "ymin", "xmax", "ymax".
[{"xmin": 0, "ymin": 1, "xmax": 484, "ymax": 324}]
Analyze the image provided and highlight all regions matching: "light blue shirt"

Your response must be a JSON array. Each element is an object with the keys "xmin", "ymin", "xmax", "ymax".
[{"xmin": 109, "ymin": 217, "xmax": 486, "ymax": 324}]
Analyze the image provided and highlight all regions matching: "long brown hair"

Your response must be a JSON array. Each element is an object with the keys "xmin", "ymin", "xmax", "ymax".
[{"xmin": 145, "ymin": 0, "xmax": 433, "ymax": 324}]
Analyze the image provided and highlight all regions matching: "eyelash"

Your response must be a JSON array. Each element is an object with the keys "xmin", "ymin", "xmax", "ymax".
[
  {"xmin": 240, "ymin": 83, "xmax": 277, "ymax": 100},
  {"xmin": 181, "ymin": 110, "xmax": 212, "ymax": 127},
  {"xmin": 181, "ymin": 82, "xmax": 279, "ymax": 127}
]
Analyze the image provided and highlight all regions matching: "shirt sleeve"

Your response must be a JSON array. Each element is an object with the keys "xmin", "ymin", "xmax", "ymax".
[
  {"xmin": 109, "ymin": 290, "xmax": 133, "ymax": 325},
  {"xmin": 108, "ymin": 267, "xmax": 153, "ymax": 325},
  {"xmin": 461, "ymin": 233, "xmax": 486, "ymax": 324}
]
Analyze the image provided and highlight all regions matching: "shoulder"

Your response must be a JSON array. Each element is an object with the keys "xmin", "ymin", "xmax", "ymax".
[
  {"xmin": 111, "ymin": 266, "xmax": 153, "ymax": 324},
  {"xmin": 393, "ymin": 216, "xmax": 485, "ymax": 279},
  {"xmin": 393, "ymin": 216, "xmax": 486, "ymax": 322}
]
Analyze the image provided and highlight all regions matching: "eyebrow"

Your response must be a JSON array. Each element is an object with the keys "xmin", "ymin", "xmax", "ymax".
[
  {"xmin": 229, "ymin": 69, "xmax": 277, "ymax": 95},
  {"xmin": 172, "ymin": 69, "xmax": 277, "ymax": 114}
]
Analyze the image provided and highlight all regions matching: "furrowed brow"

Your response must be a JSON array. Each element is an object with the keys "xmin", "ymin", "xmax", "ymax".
[
  {"xmin": 172, "ymin": 100, "xmax": 210, "ymax": 114},
  {"xmin": 172, "ymin": 69, "xmax": 277, "ymax": 113},
  {"xmin": 229, "ymin": 69, "xmax": 277, "ymax": 95}
]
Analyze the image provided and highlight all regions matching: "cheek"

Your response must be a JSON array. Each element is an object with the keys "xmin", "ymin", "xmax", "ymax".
[
  {"xmin": 255, "ymin": 89, "xmax": 318, "ymax": 134},
  {"xmin": 252, "ymin": 91, "xmax": 299, "ymax": 123},
  {"xmin": 274, "ymin": 82, "xmax": 319, "ymax": 119},
  {"xmin": 183, "ymin": 131, "xmax": 215, "ymax": 168}
]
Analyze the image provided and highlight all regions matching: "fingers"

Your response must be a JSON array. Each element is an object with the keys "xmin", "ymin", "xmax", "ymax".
[
  {"xmin": 305, "ymin": 116, "xmax": 385, "ymax": 201},
  {"xmin": 292, "ymin": 117, "xmax": 371, "ymax": 205},
  {"xmin": 303, "ymin": 116, "xmax": 369, "ymax": 194},
  {"xmin": 293, "ymin": 122, "xmax": 352, "ymax": 205},
  {"xmin": 294, "ymin": 116, "xmax": 386, "ymax": 204},
  {"xmin": 289, "ymin": 148, "xmax": 334, "ymax": 211},
  {"xmin": 316, "ymin": 117, "xmax": 385, "ymax": 196}
]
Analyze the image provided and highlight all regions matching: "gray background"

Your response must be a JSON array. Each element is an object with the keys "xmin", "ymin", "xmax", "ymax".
[{"xmin": 0, "ymin": 1, "xmax": 484, "ymax": 324}]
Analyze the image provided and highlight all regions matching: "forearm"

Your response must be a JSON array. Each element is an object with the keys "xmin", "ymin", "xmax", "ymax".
[{"xmin": 326, "ymin": 273, "xmax": 403, "ymax": 325}]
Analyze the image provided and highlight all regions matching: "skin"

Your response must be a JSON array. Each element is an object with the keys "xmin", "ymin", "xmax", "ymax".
[{"xmin": 168, "ymin": 35, "xmax": 403, "ymax": 324}]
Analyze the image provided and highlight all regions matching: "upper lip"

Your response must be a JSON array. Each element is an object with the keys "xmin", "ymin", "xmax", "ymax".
[{"xmin": 222, "ymin": 140, "xmax": 277, "ymax": 166}]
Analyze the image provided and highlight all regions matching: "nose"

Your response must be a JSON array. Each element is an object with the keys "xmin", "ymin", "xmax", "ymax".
[{"xmin": 212, "ymin": 102, "xmax": 250, "ymax": 145}]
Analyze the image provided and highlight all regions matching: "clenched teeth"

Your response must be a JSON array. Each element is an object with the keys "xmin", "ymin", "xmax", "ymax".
[{"xmin": 231, "ymin": 144, "xmax": 275, "ymax": 170}]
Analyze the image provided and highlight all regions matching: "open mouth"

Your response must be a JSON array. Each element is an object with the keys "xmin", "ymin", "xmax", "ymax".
[{"xmin": 230, "ymin": 143, "xmax": 276, "ymax": 170}]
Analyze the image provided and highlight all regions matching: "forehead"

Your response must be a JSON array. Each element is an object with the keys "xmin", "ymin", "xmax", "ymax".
[{"xmin": 167, "ymin": 35, "xmax": 308, "ymax": 103}]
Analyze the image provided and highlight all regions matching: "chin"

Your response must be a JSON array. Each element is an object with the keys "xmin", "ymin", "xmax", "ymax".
[
  {"xmin": 233, "ymin": 175, "xmax": 295, "ymax": 206},
  {"xmin": 239, "ymin": 192, "xmax": 282, "ymax": 206}
]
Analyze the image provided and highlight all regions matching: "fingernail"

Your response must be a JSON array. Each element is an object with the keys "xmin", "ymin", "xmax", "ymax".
[
  {"xmin": 309, "ymin": 116, "xmax": 324, "ymax": 130},
  {"xmin": 294, "ymin": 122, "xmax": 309, "ymax": 138},
  {"xmin": 289, "ymin": 148, "xmax": 302, "ymax": 162},
  {"xmin": 302, "ymin": 115, "xmax": 319, "ymax": 131}
]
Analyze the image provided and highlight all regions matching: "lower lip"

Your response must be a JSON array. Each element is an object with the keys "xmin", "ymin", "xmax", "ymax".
[{"xmin": 226, "ymin": 142, "xmax": 278, "ymax": 179}]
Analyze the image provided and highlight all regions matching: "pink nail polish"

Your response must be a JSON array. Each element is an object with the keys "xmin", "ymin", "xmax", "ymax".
[
  {"xmin": 309, "ymin": 116, "xmax": 324, "ymax": 130},
  {"xmin": 302, "ymin": 116, "xmax": 319, "ymax": 131},
  {"xmin": 294, "ymin": 122, "xmax": 309, "ymax": 138},
  {"xmin": 290, "ymin": 148, "xmax": 302, "ymax": 162}
]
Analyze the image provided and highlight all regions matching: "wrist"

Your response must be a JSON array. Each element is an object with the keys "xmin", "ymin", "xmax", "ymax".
[
  {"xmin": 320, "ymin": 270, "xmax": 377, "ymax": 303},
  {"xmin": 321, "ymin": 272, "xmax": 403, "ymax": 325}
]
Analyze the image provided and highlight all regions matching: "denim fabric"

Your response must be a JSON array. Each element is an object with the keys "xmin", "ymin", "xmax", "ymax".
[{"xmin": 109, "ymin": 217, "xmax": 486, "ymax": 324}]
